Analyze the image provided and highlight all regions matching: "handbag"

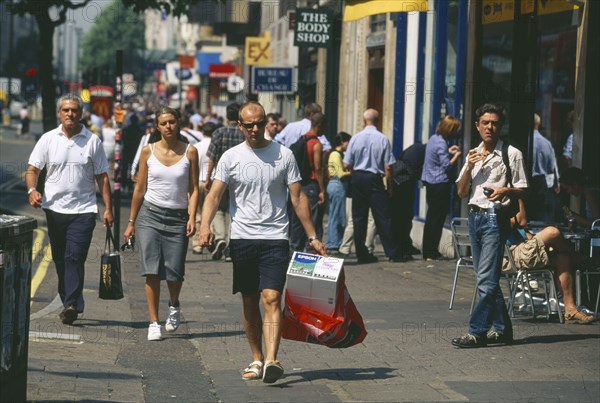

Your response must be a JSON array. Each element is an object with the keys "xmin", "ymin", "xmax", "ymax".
[{"xmin": 99, "ymin": 227, "xmax": 124, "ymax": 300}]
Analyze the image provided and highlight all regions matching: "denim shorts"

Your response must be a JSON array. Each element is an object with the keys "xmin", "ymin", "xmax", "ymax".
[
  {"xmin": 230, "ymin": 239, "xmax": 290, "ymax": 294},
  {"xmin": 136, "ymin": 201, "xmax": 189, "ymax": 281}
]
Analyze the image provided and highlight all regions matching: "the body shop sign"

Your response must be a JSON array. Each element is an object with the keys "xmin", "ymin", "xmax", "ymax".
[{"xmin": 294, "ymin": 8, "xmax": 332, "ymax": 48}]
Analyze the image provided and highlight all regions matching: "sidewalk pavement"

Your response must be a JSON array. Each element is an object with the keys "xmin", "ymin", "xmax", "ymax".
[{"xmin": 2, "ymin": 195, "xmax": 599, "ymax": 402}]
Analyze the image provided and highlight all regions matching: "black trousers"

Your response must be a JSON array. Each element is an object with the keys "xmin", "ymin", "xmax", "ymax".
[
  {"xmin": 44, "ymin": 210, "xmax": 96, "ymax": 313},
  {"xmin": 422, "ymin": 182, "xmax": 451, "ymax": 258},
  {"xmin": 391, "ymin": 179, "xmax": 417, "ymax": 254},
  {"xmin": 351, "ymin": 171, "xmax": 398, "ymax": 259}
]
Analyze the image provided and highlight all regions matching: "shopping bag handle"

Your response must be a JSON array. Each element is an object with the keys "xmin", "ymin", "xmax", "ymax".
[{"xmin": 104, "ymin": 227, "xmax": 118, "ymax": 254}]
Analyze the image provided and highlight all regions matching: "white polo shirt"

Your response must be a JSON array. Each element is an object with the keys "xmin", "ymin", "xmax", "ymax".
[
  {"xmin": 28, "ymin": 125, "xmax": 108, "ymax": 214},
  {"xmin": 456, "ymin": 139, "xmax": 528, "ymax": 209}
]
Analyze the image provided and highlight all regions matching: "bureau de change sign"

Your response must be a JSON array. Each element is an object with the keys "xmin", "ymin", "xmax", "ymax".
[
  {"xmin": 294, "ymin": 8, "xmax": 332, "ymax": 48},
  {"xmin": 252, "ymin": 67, "xmax": 295, "ymax": 94}
]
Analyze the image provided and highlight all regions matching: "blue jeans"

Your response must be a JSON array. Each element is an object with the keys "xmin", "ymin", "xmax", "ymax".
[
  {"xmin": 326, "ymin": 178, "xmax": 346, "ymax": 249},
  {"xmin": 468, "ymin": 210, "xmax": 512, "ymax": 338}
]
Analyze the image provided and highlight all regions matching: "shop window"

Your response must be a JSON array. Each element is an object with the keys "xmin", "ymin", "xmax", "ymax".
[{"xmin": 370, "ymin": 13, "xmax": 386, "ymax": 33}]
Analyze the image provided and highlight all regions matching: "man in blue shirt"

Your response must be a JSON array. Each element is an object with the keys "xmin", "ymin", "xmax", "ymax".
[
  {"xmin": 343, "ymin": 109, "xmax": 402, "ymax": 263},
  {"xmin": 528, "ymin": 113, "xmax": 560, "ymax": 222}
]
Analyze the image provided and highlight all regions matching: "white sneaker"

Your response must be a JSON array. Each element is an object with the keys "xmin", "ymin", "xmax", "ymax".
[
  {"xmin": 148, "ymin": 322, "xmax": 162, "ymax": 341},
  {"xmin": 165, "ymin": 304, "xmax": 181, "ymax": 332}
]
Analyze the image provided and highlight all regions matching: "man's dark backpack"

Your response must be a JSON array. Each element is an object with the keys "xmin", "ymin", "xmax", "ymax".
[{"xmin": 290, "ymin": 134, "xmax": 318, "ymax": 185}]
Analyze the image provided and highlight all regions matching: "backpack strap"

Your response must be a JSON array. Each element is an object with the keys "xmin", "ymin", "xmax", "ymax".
[
  {"xmin": 501, "ymin": 140, "xmax": 514, "ymax": 188},
  {"xmin": 183, "ymin": 129, "xmax": 201, "ymax": 142}
]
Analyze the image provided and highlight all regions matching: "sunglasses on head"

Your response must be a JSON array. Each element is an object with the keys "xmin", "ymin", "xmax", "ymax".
[{"xmin": 240, "ymin": 120, "xmax": 266, "ymax": 130}]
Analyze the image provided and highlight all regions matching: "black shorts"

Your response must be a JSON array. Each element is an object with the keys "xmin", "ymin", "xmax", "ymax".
[{"xmin": 230, "ymin": 239, "xmax": 290, "ymax": 295}]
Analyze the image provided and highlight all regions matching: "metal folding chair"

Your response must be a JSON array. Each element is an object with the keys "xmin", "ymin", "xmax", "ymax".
[
  {"xmin": 449, "ymin": 217, "xmax": 476, "ymax": 310},
  {"xmin": 575, "ymin": 218, "xmax": 600, "ymax": 316},
  {"xmin": 506, "ymin": 244, "xmax": 564, "ymax": 323}
]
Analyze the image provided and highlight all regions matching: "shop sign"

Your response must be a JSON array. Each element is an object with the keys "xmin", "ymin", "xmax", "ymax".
[
  {"xmin": 245, "ymin": 35, "xmax": 270, "ymax": 65},
  {"xmin": 294, "ymin": 8, "xmax": 332, "ymax": 48},
  {"xmin": 208, "ymin": 64, "xmax": 236, "ymax": 79},
  {"xmin": 252, "ymin": 67, "xmax": 295, "ymax": 94},
  {"xmin": 482, "ymin": 0, "xmax": 515, "ymax": 24}
]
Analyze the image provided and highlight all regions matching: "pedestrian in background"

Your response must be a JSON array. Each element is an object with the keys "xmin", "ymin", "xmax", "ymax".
[
  {"xmin": 200, "ymin": 101, "xmax": 325, "ymax": 383},
  {"xmin": 124, "ymin": 106, "xmax": 200, "ymax": 341},
  {"xmin": 326, "ymin": 131, "xmax": 352, "ymax": 253},
  {"xmin": 192, "ymin": 121, "xmax": 217, "ymax": 254},
  {"xmin": 343, "ymin": 108, "xmax": 403, "ymax": 263},
  {"xmin": 274, "ymin": 102, "xmax": 331, "ymax": 152},
  {"xmin": 421, "ymin": 116, "xmax": 462, "ymax": 260},
  {"xmin": 453, "ymin": 103, "xmax": 527, "ymax": 348},
  {"xmin": 26, "ymin": 94, "xmax": 113, "ymax": 325},
  {"xmin": 391, "ymin": 142, "xmax": 426, "ymax": 259},
  {"xmin": 289, "ymin": 113, "xmax": 326, "ymax": 252},
  {"xmin": 18, "ymin": 105, "xmax": 30, "ymax": 137},
  {"xmin": 264, "ymin": 112, "xmax": 279, "ymax": 141},
  {"xmin": 527, "ymin": 113, "xmax": 560, "ymax": 222},
  {"xmin": 204, "ymin": 102, "xmax": 244, "ymax": 261}
]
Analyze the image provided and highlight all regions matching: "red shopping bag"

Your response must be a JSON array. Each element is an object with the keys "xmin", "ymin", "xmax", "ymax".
[{"xmin": 282, "ymin": 272, "xmax": 367, "ymax": 348}]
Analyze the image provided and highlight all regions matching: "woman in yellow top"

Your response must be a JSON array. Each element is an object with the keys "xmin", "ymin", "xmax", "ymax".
[{"xmin": 326, "ymin": 132, "xmax": 352, "ymax": 252}]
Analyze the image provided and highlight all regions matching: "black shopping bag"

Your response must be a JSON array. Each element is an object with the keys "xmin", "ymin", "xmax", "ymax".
[{"xmin": 99, "ymin": 227, "xmax": 124, "ymax": 300}]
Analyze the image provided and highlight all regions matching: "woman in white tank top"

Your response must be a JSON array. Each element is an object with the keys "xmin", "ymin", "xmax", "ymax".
[{"xmin": 124, "ymin": 106, "xmax": 200, "ymax": 341}]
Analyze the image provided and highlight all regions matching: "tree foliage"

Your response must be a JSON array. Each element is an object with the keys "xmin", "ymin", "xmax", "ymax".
[
  {"xmin": 79, "ymin": 0, "xmax": 145, "ymax": 85},
  {"xmin": 0, "ymin": 0, "xmax": 213, "ymax": 131}
]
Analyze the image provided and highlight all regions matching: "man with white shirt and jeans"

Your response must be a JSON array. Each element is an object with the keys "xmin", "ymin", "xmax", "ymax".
[
  {"xmin": 26, "ymin": 94, "xmax": 113, "ymax": 325},
  {"xmin": 453, "ymin": 103, "xmax": 527, "ymax": 348}
]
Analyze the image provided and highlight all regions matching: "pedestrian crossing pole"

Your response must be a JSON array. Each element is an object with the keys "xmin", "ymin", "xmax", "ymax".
[{"xmin": 113, "ymin": 50, "xmax": 123, "ymax": 238}]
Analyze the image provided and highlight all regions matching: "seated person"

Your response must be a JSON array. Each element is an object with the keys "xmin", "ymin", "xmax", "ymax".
[
  {"xmin": 504, "ymin": 198, "xmax": 595, "ymax": 324},
  {"xmin": 559, "ymin": 167, "xmax": 599, "ymax": 228}
]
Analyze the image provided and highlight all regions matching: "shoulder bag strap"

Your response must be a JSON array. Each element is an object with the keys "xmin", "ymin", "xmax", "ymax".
[{"xmin": 502, "ymin": 141, "xmax": 514, "ymax": 188}]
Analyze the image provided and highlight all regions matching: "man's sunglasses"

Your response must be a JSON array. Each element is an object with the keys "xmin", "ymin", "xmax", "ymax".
[{"xmin": 239, "ymin": 120, "xmax": 266, "ymax": 130}]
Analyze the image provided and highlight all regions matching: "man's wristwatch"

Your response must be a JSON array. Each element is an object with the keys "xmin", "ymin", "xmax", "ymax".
[
  {"xmin": 27, "ymin": 187, "xmax": 36, "ymax": 195},
  {"xmin": 308, "ymin": 236, "xmax": 319, "ymax": 243}
]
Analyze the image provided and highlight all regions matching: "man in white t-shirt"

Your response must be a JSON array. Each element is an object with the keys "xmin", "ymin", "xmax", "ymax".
[
  {"xmin": 199, "ymin": 101, "xmax": 326, "ymax": 384},
  {"xmin": 26, "ymin": 94, "xmax": 113, "ymax": 325}
]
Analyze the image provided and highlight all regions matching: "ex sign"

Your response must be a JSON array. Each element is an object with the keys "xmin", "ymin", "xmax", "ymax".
[
  {"xmin": 294, "ymin": 8, "xmax": 332, "ymax": 48},
  {"xmin": 245, "ymin": 34, "xmax": 270, "ymax": 65}
]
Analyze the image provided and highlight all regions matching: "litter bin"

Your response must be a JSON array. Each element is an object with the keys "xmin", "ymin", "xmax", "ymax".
[{"xmin": 0, "ymin": 214, "xmax": 37, "ymax": 402}]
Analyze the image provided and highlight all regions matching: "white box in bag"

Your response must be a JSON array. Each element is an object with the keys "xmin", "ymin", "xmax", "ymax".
[{"xmin": 285, "ymin": 251, "xmax": 344, "ymax": 316}]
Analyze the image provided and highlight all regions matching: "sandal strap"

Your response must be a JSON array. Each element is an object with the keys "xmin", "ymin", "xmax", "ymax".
[
  {"xmin": 243, "ymin": 360, "xmax": 263, "ymax": 373},
  {"xmin": 247, "ymin": 360, "xmax": 263, "ymax": 368}
]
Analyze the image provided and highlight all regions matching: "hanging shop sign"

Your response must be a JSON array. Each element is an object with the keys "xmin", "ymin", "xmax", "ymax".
[
  {"xmin": 252, "ymin": 67, "xmax": 295, "ymax": 94},
  {"xmin": 245, "ymin": 33, "xmax": 270, "ymax": 65},
  {"xmin": 294, "ymin": 8, "xmax": 332, "ymax": 48}
]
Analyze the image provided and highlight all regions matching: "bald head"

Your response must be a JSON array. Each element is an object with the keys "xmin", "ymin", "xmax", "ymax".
[
  {"xmin": 239, "ymin": 101, "xmax": 266, "ymax": 121},
  {"xmin": 533, "ymin": 113, "xmax": 541, "ymax": 129},
  {"xmin": 363, "ymin": 109, "xmax": 379, "ymax": 126}
]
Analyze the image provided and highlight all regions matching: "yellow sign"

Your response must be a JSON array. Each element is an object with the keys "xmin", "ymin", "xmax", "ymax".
[
  {"xmin": 245, "ymin": 33, "xmax": 270, "ymax": 66},
  {"xmin": 482, "ymin": 0, "xmax": 515, "ymax": 24},
  {"xmin": 522, "ymin": 0, "xmax": 577, "ymax": 16},
  {"xmin": 343, "ymin": 0, "xmax": 428, "ymax": 22},
  {"xmin": 80, "ymin": 88, "xmax": 91, "ymax": 103}
]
